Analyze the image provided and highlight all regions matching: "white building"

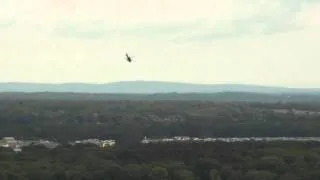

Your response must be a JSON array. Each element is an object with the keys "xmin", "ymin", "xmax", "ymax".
[
  {"xmin": 101, "ymin": 140, "xmax": 116, "ymax": 147},
  {"xmin": 141, "ymin": 136, "xmax": 150, "ymax": 144}
]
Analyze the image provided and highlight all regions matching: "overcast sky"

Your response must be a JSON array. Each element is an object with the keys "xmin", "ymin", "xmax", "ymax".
[{"xmin": 0, "ymin": 0, "xmax": 319, "ymax": 87}]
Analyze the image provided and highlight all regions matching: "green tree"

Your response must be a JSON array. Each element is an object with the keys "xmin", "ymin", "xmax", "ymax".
[
  {"xmin": 195, "ymin": 158, "xmax": 220, "ymax": 180},
  {"xmin": 210, "ymin": 169, "xmax": 221, "ymax": 180},
  {"xmin": 245, "ymin": 170, "xmax": 277, "ymax": 180},
  {"xmin": 148, "ymin": 166, "xmax": 168, "ymax": 180},
  {"xmin": 123, "ymin": 164, "xmax": 146, "ymax": 180},
  {"xmin": 258, "ymin": 155, "xmax": 288, "ymax": 173},
  {"xmin": 278, "ymin": 172, "xmax": 298, "ymax": 180},
  {"xmin": 173, "ymin": 169, "xmax": 195, "ymax": 180}
]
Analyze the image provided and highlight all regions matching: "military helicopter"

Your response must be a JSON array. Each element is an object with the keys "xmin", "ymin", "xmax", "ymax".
[{"xmin": 125, "ymin": 53, "xmax": 133, "ymax": 63}]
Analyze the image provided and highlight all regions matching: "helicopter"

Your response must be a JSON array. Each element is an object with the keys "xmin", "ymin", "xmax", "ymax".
[{"xmin": 125, "ymin": 53, "xmax": 133, "ymax": 63}]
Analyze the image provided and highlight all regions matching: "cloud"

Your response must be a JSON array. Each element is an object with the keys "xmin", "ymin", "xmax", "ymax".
[
  {"xmin": 47, "ymin": 0, "xmax": 320, "ymax": 42},
  {"xmin": 53, "ymin": 19, "xmax": 208, "ymax": 40},
  {"xmin": 54, "ymin": 20, "xmax": 110, "ymax": 39},
  {"xmin": 294, "ymin": 2, "xmax": 320, "ymax": 27},
  {"xmin": 0, "ymin": 20, "xmax": 15, "ymax": 28},
  {"xmin": 2, "ymin": 0, "xmax": 319, "ymax": 41},
  {"xmin": 172, "ymin": 0, "xmax": 320, "ymax": 43},
  {"xmin": 116, "ymin": 20, "xmax": 206, "ymax": 37},
  {"xmin": 1, "ymin": 0, "xmax": 320, "ymax": 87},
  {"xmin": 173, "ymin": 16, "xmax": 303, "ymax": 43}
]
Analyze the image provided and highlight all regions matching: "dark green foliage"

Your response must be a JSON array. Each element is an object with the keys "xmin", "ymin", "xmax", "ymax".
[
  {"xmin": 0, "ymin": 142, "xmax": 319, "ymax": 179},
  {"xmin": 1, "ymin": 100, "xmax": 320, "ymax": 142},
  {"xmin": 1, "ymin": 99, "xmax": 320, "ymax": 179}
]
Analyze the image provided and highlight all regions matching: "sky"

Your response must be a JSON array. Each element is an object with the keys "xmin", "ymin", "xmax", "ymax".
[{"xmin": 0, "ymin": 0, "xmax": 320, "ymax": 87}]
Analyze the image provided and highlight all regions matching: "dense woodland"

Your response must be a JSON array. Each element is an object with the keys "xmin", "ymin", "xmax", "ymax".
[
  {"xmin": 1, "ymin": 94, "xmax": 320, "ymax": 179},
  {"xmin": 1, "ymin": 96, "xmax": 320, "ymax": 143},
  {"xmin": 1, "ymin": 141, "xmax": 320, "ymax": 180}
]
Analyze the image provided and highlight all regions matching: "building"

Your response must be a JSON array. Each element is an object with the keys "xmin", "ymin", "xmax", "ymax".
[{"xmin": 101, "ymin": 140, "xmax": 116, "ymax": 148}]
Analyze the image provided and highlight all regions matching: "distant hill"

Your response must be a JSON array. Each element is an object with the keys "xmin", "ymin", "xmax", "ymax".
[
  {"xmin": 1, "ymin": 91, "xmax": 320, "ymax": 103},
  {"xmin": 1, "ymin": 81, "xmax": 320, "ymax": 94}
]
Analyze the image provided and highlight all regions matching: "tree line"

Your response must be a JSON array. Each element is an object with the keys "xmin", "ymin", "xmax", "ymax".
[
  {"xmin": 1, "ymin": 141, "xmax": 320, "ymax": 180},
  {"xmin": 1, "ymin": 100, "xmax": 320, "ymax": 144}
]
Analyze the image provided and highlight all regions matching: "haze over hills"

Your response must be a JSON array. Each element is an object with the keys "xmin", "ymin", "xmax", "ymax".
[{"xmin": 1, "ymin": 81, "xmax": 320, "ymax": 94}]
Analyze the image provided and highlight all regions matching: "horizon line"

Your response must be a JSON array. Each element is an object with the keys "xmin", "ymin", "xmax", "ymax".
[{"xmin": 0, "ymin": 80, "xmax": 320, "ymax": 89}]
